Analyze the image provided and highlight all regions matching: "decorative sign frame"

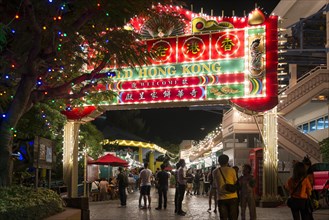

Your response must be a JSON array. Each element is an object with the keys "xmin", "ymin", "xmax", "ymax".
[
  {"xmin": 60, "ymin": 6, "xmax": 279, "ymax": 187},
  {"xmin": 82, "ymin": 7, "xmax": 278, "ymax": 113}
]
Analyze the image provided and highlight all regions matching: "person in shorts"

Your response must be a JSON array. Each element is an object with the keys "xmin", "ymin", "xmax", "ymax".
[{"xmin": 139, "ymin": 162, "xmax": 152, "ymax": 209}]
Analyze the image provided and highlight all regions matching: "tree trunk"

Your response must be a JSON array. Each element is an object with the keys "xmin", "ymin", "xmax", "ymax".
[{"xmin": 0, "ymin": 121, "xmax": 13, "ymax": 186}]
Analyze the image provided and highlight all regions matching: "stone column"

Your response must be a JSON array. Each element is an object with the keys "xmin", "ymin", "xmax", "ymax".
[
  {"xmin": 63, "ymin": 120, "xmax": 81, "ymax": 198},
  {"xmin": 260, "ymin": 107, "xmax": 279, "ymax": 206}
]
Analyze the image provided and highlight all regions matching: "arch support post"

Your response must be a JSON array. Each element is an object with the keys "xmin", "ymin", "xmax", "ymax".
[
  {"xmin": 63, "ymin": 120, "xmax": 81, "ymax": 198},
  {"xmin": 260, "ymin": 107, "xmax": 280, "ymax": 207}
]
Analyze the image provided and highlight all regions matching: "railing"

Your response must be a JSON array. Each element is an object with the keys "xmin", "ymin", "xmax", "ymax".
[
  {"xmin": 277, "ymin": 115, "xmax": 321, "ymax": 162},
  {"xmin": 279, "ymin": 65, "xmax": 327, "ymax": 95},
  {"xmin": 278, "ymin": 66, "xmax": 329, "ymax": 114}
]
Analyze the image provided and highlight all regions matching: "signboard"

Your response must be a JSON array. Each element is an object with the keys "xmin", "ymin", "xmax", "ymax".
[
  {"xmin": 33, "ymin": 137, "xmax": 55, "ymax": 169},
  {"xmin": 88, "ymin": 7, "xmax": 278, "ymax": 113}
]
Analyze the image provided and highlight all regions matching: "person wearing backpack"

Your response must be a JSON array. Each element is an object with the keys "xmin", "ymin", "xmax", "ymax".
[{"xmin": 117, "ymin": 167, "xmax": 128, "ymax": 207}]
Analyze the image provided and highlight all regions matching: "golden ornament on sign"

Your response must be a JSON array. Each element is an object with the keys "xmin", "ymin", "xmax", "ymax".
[{"xmin": 248, "ymin": 9, "xmax": 265, "ymax": 25}]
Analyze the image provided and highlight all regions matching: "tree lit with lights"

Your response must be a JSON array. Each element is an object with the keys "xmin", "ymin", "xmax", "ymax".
[{"xmin": 0, "ymin": 0, "xmax": 178, "ymax": 186}]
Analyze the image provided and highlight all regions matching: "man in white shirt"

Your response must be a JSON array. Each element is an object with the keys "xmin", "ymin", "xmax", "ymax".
[{"xmin": 139, "ymin": 162, "xmax": 153, "ymax": 209}]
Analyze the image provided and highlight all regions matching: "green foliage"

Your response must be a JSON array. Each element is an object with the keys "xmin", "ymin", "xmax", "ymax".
[
  {"xmin": 16, "ymin": 102, "xmax": 66, "ymax": 140},
  {"xmin": 320, "ymin": 137, "xmax": 329, "ymax": 162},
  {"xmin": 0, "ymin": 186, "xmax": 64, "ymax": 219},
  {"xmin": 79, "ymin": 123, "xmax": 104, "ymax": 158}
]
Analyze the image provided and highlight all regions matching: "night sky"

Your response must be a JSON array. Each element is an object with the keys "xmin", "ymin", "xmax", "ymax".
[
  {"xmin": 139, "ymin": 107, "xmax": 224, "ymax": 144},
  {"xmin": 105, "ymin": 0, "xmax": 281, "ymax": 145}
]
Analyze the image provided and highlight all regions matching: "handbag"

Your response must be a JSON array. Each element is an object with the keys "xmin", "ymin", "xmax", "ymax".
[
  {"xmin": 219, "ymin": 168, "xmax": 237, "ymax": 193},
  {"xmin": 286, "ymin": 197, "xmax": 293, "ymax": 208},
  {"xmin": 306, "ymin": 197, "xmax": 315, "ymax": 213}
]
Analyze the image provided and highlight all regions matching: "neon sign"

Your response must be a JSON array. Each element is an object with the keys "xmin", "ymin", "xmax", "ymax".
[{"xmin": 98, "ymin": 8, "xmax": 278, "ymax": 112}]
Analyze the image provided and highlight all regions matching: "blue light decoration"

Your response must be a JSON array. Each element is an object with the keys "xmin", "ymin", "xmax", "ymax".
[
  {"xmin": 2, "ymin": 114, "xmax": 6, "ymax": 118},
  {"xmin": 48, "ymin": 0, "xmax": 53, "ymax": 3},
  {"xmin": 37, "ymin": 80, "xmax": 42, "ymax": 86},
  {"xmin": 18, "ymin": 145, "xmax": 27, "ymax": 161},
  {"xmin": 107, "ymin": 71, "xmax": 116, "ymax": 77},
  {"xmin": 5, "ymin": 74, "xmax": 9, "ymax": 79},
  {"xmin": 11, "ymin": 29, "xmax": 15, "ymax": 34}
]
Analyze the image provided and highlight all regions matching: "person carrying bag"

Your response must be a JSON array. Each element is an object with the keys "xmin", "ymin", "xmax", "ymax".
[
  {"xmin": 286, "ymin": 162, "xmax": 313, "ymax": 220},
  {"xmin": 219, "ymin": 168, "xmax": 238, "ymax": 193}
]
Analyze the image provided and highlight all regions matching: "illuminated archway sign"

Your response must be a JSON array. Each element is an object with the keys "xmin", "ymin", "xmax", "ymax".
[{"xmin": 94, "ymin": 7, "xmax": 278, "ymax": 113}]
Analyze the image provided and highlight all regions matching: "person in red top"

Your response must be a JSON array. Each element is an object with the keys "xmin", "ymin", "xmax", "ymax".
[{"xmin": 286, "ymin": 162, "xmax": 313, "ymax": 220}]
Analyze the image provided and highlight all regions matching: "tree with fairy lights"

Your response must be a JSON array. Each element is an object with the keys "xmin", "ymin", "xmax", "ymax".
[{"xmin": 0, "ymin": 0, "xmax": 184, "ymax": 186}]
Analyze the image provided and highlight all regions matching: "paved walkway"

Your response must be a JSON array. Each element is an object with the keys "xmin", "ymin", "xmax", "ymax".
[{"xmin": 89, "ymin": 188, "xmax": 329, "ymax": 220}]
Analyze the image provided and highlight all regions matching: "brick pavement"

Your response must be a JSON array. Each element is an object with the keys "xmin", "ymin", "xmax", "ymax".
[{"xmin": 89, "ymin": 188, "xmax": 329, "ymax": 220}]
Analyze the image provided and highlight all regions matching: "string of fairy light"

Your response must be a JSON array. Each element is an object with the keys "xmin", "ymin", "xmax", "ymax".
[
  {"xmin": 1, "ymin": 0, "xmax": 118, "ymax": 137},
  {"xmin": 189, "ymin": 124, "xmax": 223, "ymax": 159}
]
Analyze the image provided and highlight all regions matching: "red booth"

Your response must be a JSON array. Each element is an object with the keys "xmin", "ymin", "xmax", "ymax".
[{"xmin": 249, "ymin": 148, "xmax": 263, "ymax": 198}]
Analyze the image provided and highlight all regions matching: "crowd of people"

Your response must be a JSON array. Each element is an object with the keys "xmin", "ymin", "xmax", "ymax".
[{"xmin": 90, "ymin": 154, "xmax": 318, "ymax": 220}]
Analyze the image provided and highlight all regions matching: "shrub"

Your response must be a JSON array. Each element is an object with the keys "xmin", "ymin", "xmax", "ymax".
[{"xmin": 0, "ymin": 186, "xmax": 64, "ymax": 220}]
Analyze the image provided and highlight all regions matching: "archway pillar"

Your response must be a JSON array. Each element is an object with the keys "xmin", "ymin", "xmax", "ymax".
[
  {"xmin": 63, "ymin": 120, "xmax": 81, "ymax": 198},
  {"xmin": 260, "ymin": 107, "xmax": 280, "ymax": 207}
]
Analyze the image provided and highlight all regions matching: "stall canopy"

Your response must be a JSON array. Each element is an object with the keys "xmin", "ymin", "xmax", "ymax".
[{"xmin": 88, "ymin": 153, "xmax": 128, "ymax": 167}]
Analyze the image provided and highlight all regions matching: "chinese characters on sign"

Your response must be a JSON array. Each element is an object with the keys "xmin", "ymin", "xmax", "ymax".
[{"xmin": 103, "ymin": 13, "xmax": 278, "ymax": 112}]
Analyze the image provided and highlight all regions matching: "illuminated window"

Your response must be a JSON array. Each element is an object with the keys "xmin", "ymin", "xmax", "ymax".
[
  {"xmin": 310, "ymin": 120, "xmax": 316, "ymax": 132},
  {"xmin": 317, "ymin": 117, "xmax": 324, "ymax": 130},
  {"xmin": 302, "ymin": 123, "xmax": 309, "ymax": 133}
]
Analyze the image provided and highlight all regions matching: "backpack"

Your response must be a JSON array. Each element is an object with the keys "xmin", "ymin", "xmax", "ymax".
[{"xmin": 123, "ymin": 173, "xmax": 129, "ymax": 187}]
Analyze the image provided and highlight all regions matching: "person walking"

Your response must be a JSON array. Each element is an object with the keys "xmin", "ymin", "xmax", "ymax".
[
  {"xmin": 213, "ymin": 154, "xmax": 239, "ymax": 220},
  {"xmin": 117, "ymin": 167, "xmax": 128, "ymax": 207},
  {"xmin": 138, "ymin": 167, "xmax": 144, "ymax": 208},
  {"xmin": 155, "ymin": 164, "xmax": 169, "ymax": 210},
  {"xmin": 204, "ymin": 170, "xmax": 210, "ymax": 196},
  {"xmin": 286, "ymin": 161, "xmax": 313, "ymax": 220},
  {"xmin": 193, "ymin": 170, "xmax": 201, "ymax": 195},
  {"xmin": 186, "ymin": 168, "xmax": 194, "ymax": 196},
  {"xmin": 238, "ymin": 164, "xmax": 256, "ymax": 220},
  {"xmin": 139, "ymin": 162, "xmax": 153, "ymax": 209},
  {"xmin": 207, "ymin": 166, "xmax": 217, "ymax": 213},
  {"xmin": 177, "ymin": 159, "xmax": 187, "ymax": 216},
  {"xmin": 174, "ymin": 161, "xmax": 181, "ymax": 214}
]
